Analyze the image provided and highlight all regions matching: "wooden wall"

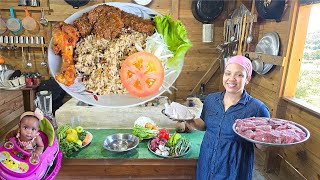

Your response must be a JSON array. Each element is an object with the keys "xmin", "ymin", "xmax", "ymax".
[{"xmin": 0, "ymin": 91, "xmax": 24, "ymax": 140}]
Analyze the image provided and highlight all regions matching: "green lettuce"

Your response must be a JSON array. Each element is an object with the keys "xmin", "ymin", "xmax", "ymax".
[{"xmin": 154, "ymin": 15, "xmax": 192, "ymax": 69}]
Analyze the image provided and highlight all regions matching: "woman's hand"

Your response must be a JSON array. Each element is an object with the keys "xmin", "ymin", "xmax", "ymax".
[{"xmin": 185, "ymin": 118, "xmax": 206, "ymax": 131}]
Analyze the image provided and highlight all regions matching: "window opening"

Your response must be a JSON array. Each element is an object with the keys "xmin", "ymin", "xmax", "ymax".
[{"xmin": 295, "ymin": 5, "xmax": 320, "ymax": 109}]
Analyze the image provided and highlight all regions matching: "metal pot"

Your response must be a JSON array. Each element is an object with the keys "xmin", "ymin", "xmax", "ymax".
[
  {"xmin": 64, "ymin": 0, "xmax": 90, "ymax": 9},
  {"xmin": 255, "ymin": 0, "xmax": 286, "ymax": 22}
]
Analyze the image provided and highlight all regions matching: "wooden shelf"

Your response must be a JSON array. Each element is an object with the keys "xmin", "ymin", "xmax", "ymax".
[
  {"xmin": 244, "ymin": 52, "xmax": 284, "ymax": 66},
  {"xmin": 0, "ymin": 43, "xmax": 48, "ymax": 48},
  {"xmin": 0, "ymin": 5, "xmax": 49, "ymax": 11}
]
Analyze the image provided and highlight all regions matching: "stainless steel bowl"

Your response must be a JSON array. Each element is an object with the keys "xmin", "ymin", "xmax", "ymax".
[{"xmin": 103, "ymin": 133, "xmax": 139, "ymax": 152}]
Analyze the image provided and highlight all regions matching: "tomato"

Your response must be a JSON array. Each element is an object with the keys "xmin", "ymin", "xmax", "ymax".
[
  {"xmin": 120, "ymin": 52, "xmax": 164, "ymax": 97},
  {"xmin": 0, "ymin": 55, "xmax": 5, "ymax": 64}
]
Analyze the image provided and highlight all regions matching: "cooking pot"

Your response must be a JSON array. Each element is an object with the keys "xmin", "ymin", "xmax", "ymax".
[
  {"xmin": 192, "ymin": 0, "xmax": 224, "ymax": 23},
  {"xmin": 255, "ymin": 0, "xmax": 286, "ymax": 22},
  {"xmin": 64, "ymin": 0, "xmax": 90, "ymax": 9}
]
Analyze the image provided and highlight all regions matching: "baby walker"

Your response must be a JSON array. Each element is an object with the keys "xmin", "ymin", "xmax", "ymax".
[{"xmin": 0, "ymin": 91, "xmax": 62, "ymax": 180}]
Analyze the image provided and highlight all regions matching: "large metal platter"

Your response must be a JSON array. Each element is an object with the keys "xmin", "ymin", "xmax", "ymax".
[
  {"xmin": 48, "ymin": 2, "xmax": 182, "ymax": 107},
  {"xmin": 254, "ymin": 32, "xmax": 280, "ymax": 75},
  {"xmin": 233, "ymin": 118, "xmax": 310, "ymax": 146}
]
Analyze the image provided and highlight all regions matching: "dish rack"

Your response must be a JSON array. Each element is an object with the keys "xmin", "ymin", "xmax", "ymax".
[{"xmin": 0, "ymin": 76, "xmax": 26, "ymax": 90}]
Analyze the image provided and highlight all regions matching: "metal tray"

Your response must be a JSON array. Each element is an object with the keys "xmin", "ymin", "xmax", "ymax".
[
  {"xmin": 147, "ymin": 139, "xmax": 190, "ymax": 158},
  {"xmin": 254, "ymin": 32, "xmax": 280, "ymax": 75},
  {"xmin": 232, "ymin": 118, "xmax": 310, "ymax": 146}
]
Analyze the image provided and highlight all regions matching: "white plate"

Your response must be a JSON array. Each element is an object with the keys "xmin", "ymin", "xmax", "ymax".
[
  {"xmin": 254, "ymin": 32, "xmax": 280, "ymax": 75},
  {"xmin": 233, "ymin": 118, "xmax": 310, "ymax": 146},
  {"xmin": 48, "ymin": 2, "xmax": 182, "ymax": 108}
]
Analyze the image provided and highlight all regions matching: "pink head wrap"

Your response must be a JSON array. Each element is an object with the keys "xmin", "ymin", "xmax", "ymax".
[
  {"xmin": 20, "ymin": 108, "xmax": 44, "ymax": 122},
  {"xmin": 225, "ymin": 55, "xmax": 252, "ymax": 79}
]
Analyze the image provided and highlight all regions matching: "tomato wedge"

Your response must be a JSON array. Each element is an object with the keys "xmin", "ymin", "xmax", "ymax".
[{"xmin": 120, "ymin": 52, "xmax": 164, "ymax": 97}]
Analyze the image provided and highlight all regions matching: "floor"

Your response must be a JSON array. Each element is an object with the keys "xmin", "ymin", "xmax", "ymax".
[{"xmin": 253, "ymin": 150, "xmax": 282, "ymax": 180}]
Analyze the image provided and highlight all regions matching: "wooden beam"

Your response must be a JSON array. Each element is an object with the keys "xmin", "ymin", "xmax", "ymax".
[
  {"xmin": 282, "ymin": 4, "xmax": 311, "ymax": 97},
  {"xmin": 244, "ymin": 52, "xmax": 284, "ymax": 66},
  {"xmin": 189, "ymin": 58, "xmax": 220, "ymax": 95}
]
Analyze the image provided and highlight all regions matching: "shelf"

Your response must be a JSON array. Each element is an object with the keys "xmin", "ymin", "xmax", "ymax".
[
  {"xmin": 0, "ymin": 43, "xmax": 48, "ymax": 48},
  {"xmin": 244, "ymin": 52, "xmax": 284, "ymax": 66},
  {"xmin": 0, "ymin": 5, "xmax": 49, "ymax": 11}
]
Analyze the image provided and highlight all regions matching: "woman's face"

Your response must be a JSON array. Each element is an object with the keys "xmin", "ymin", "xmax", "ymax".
[
  {"xmin": 20, "ymin": 116, "xmax": 39, "ymax": 141},
  {"xmin": 223, "ymin": 63, "xmax": 250, "ymax": 95}
]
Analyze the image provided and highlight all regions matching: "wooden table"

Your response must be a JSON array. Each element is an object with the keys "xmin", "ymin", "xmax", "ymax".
[{"xmin": 56, "ymin": 129, "xmax": 204, "ymax": 180}]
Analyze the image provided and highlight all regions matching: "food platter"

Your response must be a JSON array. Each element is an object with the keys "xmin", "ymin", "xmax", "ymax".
[
  {"xmin": 232, "ymin": 118, "xmax": 310, "ymax": 146},
  {"xmin": 161, "ymin": 109, "xmax": 195, "ymax": 121},
  {"xmin": 147, "ymin": 139, "xmax": 190, "ymax": 158},
  {"xmin": 48, "ymin": 2, "xmax": 183, "ymax": 107}
]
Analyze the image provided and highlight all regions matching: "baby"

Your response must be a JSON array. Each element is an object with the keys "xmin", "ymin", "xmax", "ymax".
[{"xmin": 5, "ymin": 108, "xmax": 44, "ymax": 157}]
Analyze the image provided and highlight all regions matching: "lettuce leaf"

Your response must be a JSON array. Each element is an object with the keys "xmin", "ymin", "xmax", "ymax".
[{"xmin": 154, "ymin": 15, "xmax": 192, "ymax": 69}]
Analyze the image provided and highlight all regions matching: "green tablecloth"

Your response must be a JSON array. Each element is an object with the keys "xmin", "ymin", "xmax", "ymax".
[{"xmin": 68, "ymin": 129, "xmax": 205, "ymax": 159}]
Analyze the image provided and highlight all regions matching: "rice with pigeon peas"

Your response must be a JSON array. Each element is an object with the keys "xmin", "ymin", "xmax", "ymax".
[{"xmin": 74, "ymin": 30, "xmax": 148, "ymax": 95}]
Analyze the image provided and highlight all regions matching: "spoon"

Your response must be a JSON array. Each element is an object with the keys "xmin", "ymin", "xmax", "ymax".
[
  {"xmin": 27, "ymin": 46, "xmax": 32, "ymax": 68},
  {"xmin": 246, "ymin": 15, "xmax": 254, "ymax": 44},
  {"xmin": 40, "ymin": 41, "xmax": 47, "ymax": 67},
  {"xmin": 39, "ymin": 8, "xmax": 48, "ymax": 26}
]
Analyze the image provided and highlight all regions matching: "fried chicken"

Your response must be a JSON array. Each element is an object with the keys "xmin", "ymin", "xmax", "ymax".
[{"xmin": 52, "ymin": 22, "xmax": 80, "ymax": 86}]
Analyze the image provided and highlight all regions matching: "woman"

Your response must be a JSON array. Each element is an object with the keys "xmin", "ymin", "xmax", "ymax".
[{"xmin": 186, "ymin": 55, "xmax": 270, "ymax": 180}]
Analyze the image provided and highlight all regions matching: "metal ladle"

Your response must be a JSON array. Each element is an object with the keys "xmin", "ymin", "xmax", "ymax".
[
  {"xmin": 26, "ymin": 46, "xmax": 32, "ymax": 68},
  {"xmin": 40, "ymin": 41, "xmax": 47, "ymax": 67},
  {"xmin": 246, "ymin": 15, "xmax": 254, "ymax": 44},
  {"xmin": 39, "ymin": 8, "xmax": 48, "ymax": 26}
]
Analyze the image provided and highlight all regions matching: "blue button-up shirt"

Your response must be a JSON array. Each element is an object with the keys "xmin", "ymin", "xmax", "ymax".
[{"xmin": 196, "ymin": 91, "xmax": 270, "ymax": 180}]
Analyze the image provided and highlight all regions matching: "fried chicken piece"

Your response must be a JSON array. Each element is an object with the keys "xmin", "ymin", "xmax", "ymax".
[
  {"xmin": 121, "ymin": 12, "xmax": 155, "ymax": 35},
  {"xmin": 73, "ymin": 12, "xmax": 92, "ymax": 37},
  {"xmin": 94, "ymin": 13, "xmax": 124, "ymax": 39},
  {"xmin": 52, "ymin": 22, "xmax": 80, "ymax": 86}
]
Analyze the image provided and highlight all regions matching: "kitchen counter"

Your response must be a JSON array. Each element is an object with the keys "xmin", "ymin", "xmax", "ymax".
[
  {"xmin": 55, "ymin": 97, "xmax": 203, "ymax": 129},
  {"xmin": 57, "ymin": 129, "xmax": 205, "ymax": 179}
]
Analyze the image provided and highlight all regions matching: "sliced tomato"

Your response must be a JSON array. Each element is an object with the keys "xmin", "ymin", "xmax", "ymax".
[{"xmin": 120, "ymin": 52, "xmax": 164, "ymax": 97}]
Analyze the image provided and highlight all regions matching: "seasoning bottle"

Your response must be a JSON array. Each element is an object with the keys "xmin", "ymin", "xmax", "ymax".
[{"xmin": 198, "ymin": 83, "xmax": 207, "ymax": 103}]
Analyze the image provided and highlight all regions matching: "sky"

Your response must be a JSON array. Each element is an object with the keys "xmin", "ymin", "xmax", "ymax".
[{"xmin": 307, "ymin": 5, "xmax": 320, "ymax": 33}]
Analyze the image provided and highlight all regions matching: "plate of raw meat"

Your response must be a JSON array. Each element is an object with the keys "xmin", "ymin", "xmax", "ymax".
[{"xmin": 233, "ymin": 117, "xmax": 310, "ymax": 146}]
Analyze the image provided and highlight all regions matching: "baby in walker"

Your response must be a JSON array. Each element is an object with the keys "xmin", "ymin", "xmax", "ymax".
[{"xmin": 5, "ymin": 108, "xmax": 44, "ymax": 157}]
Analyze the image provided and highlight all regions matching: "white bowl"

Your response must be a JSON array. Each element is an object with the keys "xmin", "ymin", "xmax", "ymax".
[{"xmin": 133, "ymin": 0, "xmax": 152, "ymax": 6}]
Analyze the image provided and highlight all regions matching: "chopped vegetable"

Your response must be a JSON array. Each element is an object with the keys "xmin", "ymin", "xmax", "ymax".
[
  {"xmin": 154, "ymin": 15, "xmax": 192, "ymax": 69},
  {"xmin": 82, "ymin": 133, "xmax": 91, "ymax": 146},
  {"xmin": 159, "ymin": 128, "xmax": 170, "ymax": 140},
  {"xmin": 132, "ymin": 124, "xmax": 158, "ymax": 141}
]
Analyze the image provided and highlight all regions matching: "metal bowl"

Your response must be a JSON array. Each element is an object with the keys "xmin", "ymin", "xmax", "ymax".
[
  {"xmin": 0, "ymin": 64, "xmax": 13, "ymax": 71},
  {"xmin": 103, "ymin": 133, "xmax": 139, "ymax": 152}
]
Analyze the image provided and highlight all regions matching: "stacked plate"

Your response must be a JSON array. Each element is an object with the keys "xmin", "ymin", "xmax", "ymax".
[{"xmin": 252, "ymin": 32, "xmax": 280, "ymax": 75}]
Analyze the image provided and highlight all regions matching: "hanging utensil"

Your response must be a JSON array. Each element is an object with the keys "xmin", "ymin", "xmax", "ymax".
[
  {"xmin": 6, "ymin": 6, "xmax": 22, "ymax": 35},
  {"xmin": 39, "ymin": 8, "xmax": 48, "ymax": 26},
  {"xmin": 246, "ymin": 15, "xmax": 254, "ymax": 44},
  {"xmin": 27, "ymin": 46, "xmax": 32, "ymax": 68},
  {"xmin": 0, "ymin": 10, "xmax": 7, "ymax": 35},
  {"xmin": 192, "ymin": 0, "xmax": 224, "ymax": 43},
  {"xmin": 41, "ymin": 41, "xmax": 47, "ymax": 67},
  {"xmin": 22, "ymin": 7, "xmax": 39, "ymax": 34},
  {"xmin": 21, "ymin": 47, "xmax": 27, "ymax": 68}
]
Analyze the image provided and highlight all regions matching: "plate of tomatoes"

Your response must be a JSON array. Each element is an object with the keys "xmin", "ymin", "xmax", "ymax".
[{"xmin": 48, "ymin": 2, "xmax": 191, "ymax": 107}]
